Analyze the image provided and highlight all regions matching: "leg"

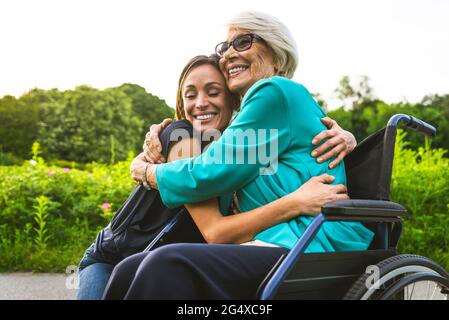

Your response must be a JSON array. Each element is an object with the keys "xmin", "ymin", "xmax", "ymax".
[
  {"xmin": 77, "ymin": 262, "xmax": 114, "ymax": 300},
  {"xmin": 102, "ymin": 252, "xmax": 148, "ymax": 300},
  {"xmin": 77, "ymin": 243, "xmax": 114, "ymax": 300},
  {"xmin": 123, "ymin": 243, "xmax": 288, "ymax": 299}
]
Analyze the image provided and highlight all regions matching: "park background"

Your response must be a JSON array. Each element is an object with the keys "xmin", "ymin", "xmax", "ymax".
[{"xmin": 0, "ymin": 0, "xmax": 448, "ymax": 273}]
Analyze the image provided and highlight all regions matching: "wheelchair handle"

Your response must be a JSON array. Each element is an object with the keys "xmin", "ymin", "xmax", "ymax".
[{"xmin": 387, "ymin": 113, "xmax": 436, "ymax": 137}]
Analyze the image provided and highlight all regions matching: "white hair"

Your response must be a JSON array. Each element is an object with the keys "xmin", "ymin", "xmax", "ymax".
[{"xmin": 226, "ymin": 11, "xmax": 298, "ymax": 78}]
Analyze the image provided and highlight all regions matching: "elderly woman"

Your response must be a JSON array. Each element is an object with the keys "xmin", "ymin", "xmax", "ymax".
[{"xmin": 103, "ymin": 11, "xmax": 374, "ymax": 300}]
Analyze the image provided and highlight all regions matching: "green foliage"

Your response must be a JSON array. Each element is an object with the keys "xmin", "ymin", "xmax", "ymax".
[
  {"xmin": 0, "ymin": 132, "xmax": 447, "ymax": 272},
  {"xmin": 0, "ymin": 84, "xmax": 174, "ymax": 164},
  {"xmin": 37, "ymin": 85, "xmax": 142, "ymax": 163},
  {"xmin": 0, "ymin": 77, "xmax": 447, "ymax": 272},
  {"xmin": 0, "ymin": 151, "xmax": 23, "ymax": 166},
  {"xmin": 0, "ymin": 156, "xmax": 135, "ymax": 272},
  {"xmin": 31, "ymin": 141, "xmax": 44, "ymax": 166},
  {"xmin": 334, "ymin": 75, "xmax": 375, "ymax": 109},
  {"xmin": 0, "ymin": 95, "xmax": 40, "ymax": 159},
  {"xmin": 33, "ymin": 195, "xmax": 50, "ymax": 252},
  {"xmin": 116, "ymin": 83, "xmax": 174, "ymax": 151},
  {"xmin": 328, "ymin": 76, "xmax": 449, "ymax": 151},
  {"xmin": 391, "ymin": 130, "xmax": 449, "ymax": 268}
]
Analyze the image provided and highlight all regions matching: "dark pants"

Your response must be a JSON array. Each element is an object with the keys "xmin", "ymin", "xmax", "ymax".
[{"xmin": 102, "ymin": 243, "xmax": 288, "ymax": 300}]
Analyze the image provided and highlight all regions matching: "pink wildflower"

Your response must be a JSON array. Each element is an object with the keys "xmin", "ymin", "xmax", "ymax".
[
  {"xmin": 62, "ymin": 168, "xmax": 71, "ymax": 173},
  {"xmin": 101, "ymin": 203, "xmax": 111, "ymax": 210}
]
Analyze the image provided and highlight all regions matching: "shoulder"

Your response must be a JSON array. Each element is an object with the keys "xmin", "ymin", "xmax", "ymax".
[
  {"xmin": 241, "ymin": 77, "xmax": 311, "ymax": 107},
  {"xmin": 240, "ymin": 77, "xmax": 287, "ymax": 111},
  {"xmin": 255, "ymin": 77, "xmax": 322, "ymax": 113},
  {"xmin": 268, "ymin": 76, "xmax": 312, "ymax": 99},
  {"xmin": 161, "ymin": 119, "xmax": 193, "ymax": 136},
  {"xmin": 160, "ymin": 120, "xmax": 194, "ymax": 158}
]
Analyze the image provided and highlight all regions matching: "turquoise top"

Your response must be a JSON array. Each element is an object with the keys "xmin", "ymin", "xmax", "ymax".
[{"xmin": 156, "ymin": 76, "xmax": 374, "ymax": 252}]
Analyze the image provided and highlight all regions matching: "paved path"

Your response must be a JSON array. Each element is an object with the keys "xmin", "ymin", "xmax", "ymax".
[
  {"xmin": 0, "ymin": 273, "xmax": 445, "ymax": 300},
  {"xmin": 0, "ymin": 273, "xmax": 77, "ymax": 300}
]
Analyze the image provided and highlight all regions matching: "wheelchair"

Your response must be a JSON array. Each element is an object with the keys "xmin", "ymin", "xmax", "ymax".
[{"xmin": 144, "ymin": 113, "xmax": 449, "ymax": 300}]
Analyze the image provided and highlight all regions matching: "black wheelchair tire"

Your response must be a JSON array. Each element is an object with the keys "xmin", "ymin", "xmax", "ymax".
[{"xmin": 343, "ymin": 254, "xmax": 449, "ymax": 300}]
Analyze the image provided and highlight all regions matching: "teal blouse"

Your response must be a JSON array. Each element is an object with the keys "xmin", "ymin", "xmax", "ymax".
[{"xmin": 156, "ymin": 76, "xmax": 374, "ymax": 252}]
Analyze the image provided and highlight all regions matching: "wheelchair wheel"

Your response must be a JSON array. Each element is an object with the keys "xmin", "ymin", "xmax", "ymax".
[{"xmin": 344, "ymin": 254, "xmax": 449, "ymax": 300}]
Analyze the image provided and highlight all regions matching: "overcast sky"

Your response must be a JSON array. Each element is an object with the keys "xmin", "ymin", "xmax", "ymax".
[{"xmin": 1, "ymin": 0, "xmax": 448, "ymax": 109}]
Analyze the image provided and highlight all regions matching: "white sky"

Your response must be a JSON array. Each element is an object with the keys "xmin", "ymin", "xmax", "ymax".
[{"xmin": 1, "ymin": 0, "xmax": 448, "ymax": 109}]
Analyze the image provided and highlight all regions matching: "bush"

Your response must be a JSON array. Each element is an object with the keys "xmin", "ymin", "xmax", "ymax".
[
  {"xmin": 0, "ymin": 155, "xmax": 135, "ymax": 272},
  {"xmin": 0, "ymin": 132, "xmax": 447, "ymax": 272},
  {"xmin": 0, "ymin": 151, "xmax": 23, "ymax": 166},
  {"xmin": 392, "ymin": 130, "xmax": 449, "ymax": 269}
]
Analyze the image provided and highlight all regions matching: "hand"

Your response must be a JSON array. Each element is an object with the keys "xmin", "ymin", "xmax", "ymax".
[
  {"xmin": 311, "ymin": 117, "xmax": 357, "ymax": 169},
  {"xmin": 142, "ymin": 118, "xmax": 173, "ymax": 164},
  {"xmin": 130, "ymin": 152, "xmax": 148, "ymax": 182},
  {"xmin": 284, "ymin": 174, "xmax": 349, "ymax": 216}
]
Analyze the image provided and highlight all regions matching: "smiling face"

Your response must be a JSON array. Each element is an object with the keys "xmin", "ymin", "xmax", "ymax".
[
  {"xmin": 182, "ymin": 64, "xmax": 234, "ymax": 133},
  {"xmin": 219, "ymin": 28, "xmax": 277, "ymax": 96}
]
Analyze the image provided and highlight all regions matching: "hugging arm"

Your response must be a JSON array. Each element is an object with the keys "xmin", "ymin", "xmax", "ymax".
[
  {"xmin": 142, "ymin": 118, "xmax": 173, "ymax": 164},
  {"xmin": 143, "ymin": 116, "xmax": 356, "ymax": 169},
  {"xmin": 166, "ymin": 139, "xmax": 348, "ymax": 244},
  {"xmin": 146, "ymin": 82, "xmax": 290, "ymax": 207},
  {"xmin": 312, "ymin": 117, "xmax": 357, "ymax": 168}
]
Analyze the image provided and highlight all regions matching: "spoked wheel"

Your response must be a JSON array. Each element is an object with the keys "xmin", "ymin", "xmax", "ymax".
[
  {"xmin": 344, "ymin": 254, "xmax": 449, "ymax": 300},
  {"xmin": 380, "ymin": 272, "xmax": 449, "ymax": 300}
]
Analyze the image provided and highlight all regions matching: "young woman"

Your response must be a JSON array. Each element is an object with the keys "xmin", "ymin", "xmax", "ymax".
[
  {"xmin": 102, "ymin": 11, "xmax": 373, "ymax": 300},
  {"xmin": 78, "ymin": 54, "xmax": 353, "ymax": 299}
]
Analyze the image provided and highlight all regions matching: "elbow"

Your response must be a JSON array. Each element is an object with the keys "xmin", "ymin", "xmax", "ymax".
[
  {"xmin": 203, "ymin": 228, "xmax": 229, "ymax": 244},
  {"xmin": 203, "ymin": 228, "xmax": 244, "ymax": 245},
  {"xmin": 203, "ymin": 229, "xmax": 222, "ymax": 244}
]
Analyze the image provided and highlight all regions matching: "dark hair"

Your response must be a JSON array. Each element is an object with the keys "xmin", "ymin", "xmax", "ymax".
[{"xmin": 175, "ymin": 54, "xmax": 240, "ymax": 120}]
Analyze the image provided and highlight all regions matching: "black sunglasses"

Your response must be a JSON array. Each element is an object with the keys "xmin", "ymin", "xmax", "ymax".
[{"xmin": 215, "ymin": 33, "xmax": 264, "ymax": 58}]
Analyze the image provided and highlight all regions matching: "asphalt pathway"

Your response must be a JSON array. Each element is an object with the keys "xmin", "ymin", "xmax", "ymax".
[
  {"xmin": 0, "ymin": 273, "xmax": 77, "ymax": 300},
  {"xmin": 0, "ymin": 273, "xmax": 445, "ymax": 300}
]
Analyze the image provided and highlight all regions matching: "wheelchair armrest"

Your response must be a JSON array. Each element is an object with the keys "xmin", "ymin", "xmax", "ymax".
[{"xmin": 322, "ymin": 199, "xmax": 407, "ymax": 217}]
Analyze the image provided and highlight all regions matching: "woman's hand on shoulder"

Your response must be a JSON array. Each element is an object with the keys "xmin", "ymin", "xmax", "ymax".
[
  {"xmin": 142, "ymin": 118, "xmax": 173, "ymax": 164},
  {"xmin": 283, "ymin": 174, "xmax": 349, "ymax": 216},
  {"xmin": 311, "ymin": 117, "xmax": 357, "ymax": 169}
]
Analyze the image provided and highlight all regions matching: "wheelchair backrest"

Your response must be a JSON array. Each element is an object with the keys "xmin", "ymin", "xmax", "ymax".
[
  {"xmin": 344, "ymin": 114, "xmax": 436, "ymax": 201},
  {"xmin": 343, "ymin": 114, "xmax": 436, "ymax": 249},
  {"xmin": 344, "ymin": 126, "xmax": 397, "ymax": 201}
]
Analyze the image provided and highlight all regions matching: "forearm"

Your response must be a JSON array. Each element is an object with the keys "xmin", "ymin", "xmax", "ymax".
[
  {"xmin": 153, "ymin": 157, "xmax": 259, "ymax": 207},
  {"xmin": 188, "ymin": 195, "xmax": 300, "ymax": 244}
]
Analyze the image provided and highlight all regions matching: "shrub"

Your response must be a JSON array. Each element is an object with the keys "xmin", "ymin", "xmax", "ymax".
[
  {"xmin": 0, "ymin": 132, "xmax": 447, "ymax": 272},
  {"xmin": 392, "ymin": 130, "xmax": 449, "ymax": 269},
  {"xmin": 0, "ymin": 155, "xmax": 135, "ymax": 272}
]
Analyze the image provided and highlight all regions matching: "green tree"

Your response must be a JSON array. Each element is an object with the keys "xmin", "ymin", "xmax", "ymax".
[
  {"xmin": 116, "ymin": 83, "xmax": 174, "ymax": 151},
  {"xmin": 38, "ymin": 86, "xmax": 142, "ymax": 163},
  {"xmin": 414, "ymin": 94, "xmax": 449, "ymax": 150},
  {"xmin": 0, "ymin": 84, "xmax": 175, "ymax": 163},
  {"xmin": 0, "ymin": 95, "xmax": 39, "ymax": 159},
  {"xmin": 331, "ymin": 75, "xmax": 380, "ymax": 142},
  {"xmin": 327, "ymin": 107, "xmax": 354, "ymax": 134}
]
